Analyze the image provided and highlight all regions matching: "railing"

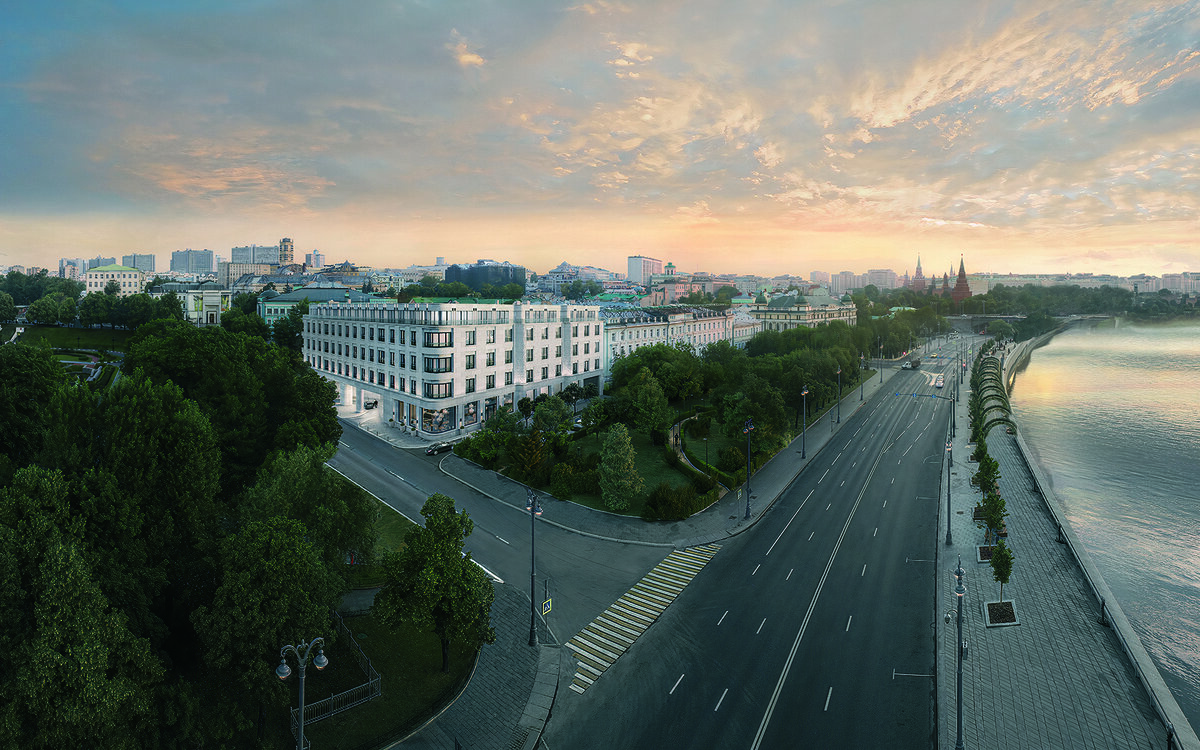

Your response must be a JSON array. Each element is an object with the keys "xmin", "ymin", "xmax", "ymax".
[{"xmin": 291, "ymin": 611, "xmax": 382, "ymax": 731}]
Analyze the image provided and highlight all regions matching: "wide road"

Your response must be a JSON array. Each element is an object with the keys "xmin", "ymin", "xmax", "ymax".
[
  {"xmin": 543, "ymin": 356, "xmax": 960, "ymax": 749},
  {"xmin": 327, "ymin": 423, "xmax": 669, "ymax": 644}
]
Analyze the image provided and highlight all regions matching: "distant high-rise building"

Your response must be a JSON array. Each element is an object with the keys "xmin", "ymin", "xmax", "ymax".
[
  {"xmin": 87, "ymin": 256, "xmax": 117, "ymax": 270},
  {"xmin": 231, "ymin": 244, "xmax": 280, "ymax": 265},
  {"xmin": 866, "ymin": 269, "xmax": 898, "ymax": 290},
  {"xmin": 445, "ymin": 260, "xmax": 526, "ymax": 292},
  {"xmin": 278, "ymin": 237, "xmax": 295, "ymax": 266},
  {"xmin": 627, "ymin": 255, "xmax": 663, "ymax": 285},
  {"xmin": 170, "ymin": 249, "xmax": 214, "ymax": 274},
  {"xmin": 305, "ymin": 251, "xmax": 325, "ymax": 268},
  {"xmin": 122, "ymin": 253, "xmax": 156, "ymax": 273}
]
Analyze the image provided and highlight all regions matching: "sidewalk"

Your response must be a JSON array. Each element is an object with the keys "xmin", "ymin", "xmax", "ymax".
[{"xmin": 935, "ymin": 339, "xmax": 1197, "ymax": 749}]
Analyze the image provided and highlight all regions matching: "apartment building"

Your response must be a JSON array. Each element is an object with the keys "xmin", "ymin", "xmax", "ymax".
[
  {"xmin": 84, "ymin": 264, "xmax": 146, "ymax": 297},
  {"xmin": 302, "ymin": 299, "xmax": 603, "ymax": 438}
]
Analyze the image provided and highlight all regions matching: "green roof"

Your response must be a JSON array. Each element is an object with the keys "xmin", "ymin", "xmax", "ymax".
[{"xmin": 87, "ymin": 264, "xmax": 140, "ymax": 273}]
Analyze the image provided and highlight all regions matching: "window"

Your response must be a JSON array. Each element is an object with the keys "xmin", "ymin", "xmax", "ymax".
[
  {"xmin": 505, "ymin": 329, "xmax": 513, "ymax": 342},
  {"xmin": 542, "ymin": 328, "xmax": 549, "ymax": 339},
  {"xmin": 584, "ymin": 343, "xmax": 590, "ymax": 354},
  {"xmin": 526, "ymin": 350, "xmax": 534, "ymax": 362},
  {"xmin": 526, "ymin": 369, "xmax": 534, "ymax": 382},
  {"xmin": 486, "ymin": 374, "xmax": 496, "ymax": 389},
  {"xmin": 465, "ymin": 377, "xmax": 476, "ymax": 394},
  {"xmin": 424, "ymin": 356, "xmax": 453, "ymax": 373},
  {"xmin": 378, "ymin": 327, "xmax": 384, "ymax": 341},
  {"xmin": 410, "ymin": 331, "xmax": 417, "ymax": 345},
  {"xmin": 389, "ymin": 352, "xmax": 395, "ymax": 366},
  {"xmin": 352, "ymin": 326, "xmax": 358, "ymax": 338},
  {"xmin": 398, "ymin": 353, "xmax": 405, "ymax": 368},
  {"xmin": 572, "ymin": 325, "xmax": 578, "ymax": 336},
  {"xmin": 424, "ymin": 331, "xmax": 453, "ymax": 347},
  {"xmin": 555, "ymin": 345, "xmax": 562, "ymax": 357},
  {"xmin": 527, "ymin": 327, "xmax": 534, "ymax": 339},
  {"xmin": 595, "ymin": 358, "xmax": 600, "ymax": 370},
  {"xmin": 572, "ymin": 344, "xmax": 578, "ymax": 355},
  {"xmin": 572, "ymin": 362, "xmax": 578, "ymax": 374},
  {"xmin": 424, "ymin": 382, "xmax": 453, "ymax": 399},
  {"xmin": 584, "ymin": 360, "xmax": 590, "ymax": 372},
  {"xmin": 505, "ymin": 350, "xmax": 513, "ymax": 364},
  {"xmin": 487, "ymin": 329, "xmax": 496, "ymax": 344},
  {"xmin": 369, "ymin": 350, "xmax": 375, "ymax": 362},
  {"xmin": 410, "ymin": 378, "xmax": 417, "ymax": 393},
  {"xmin": 389, "ymin": 374, "xmax": 396, "ymax": 388},
  {"xmin": 486, "ymin": 352, "xmax": 495, "ymax": 366},
  {"xmin": 541, "ymin": 367, "xmax": 548, "ymax": 379},
  {"xmin": 465, "ymin": 354, "xmax": 476, "ymax": 369},
  {"xmin": 466, "ymin": 330, "xmax": 476, "ymax": 345},
  {"xmin": 541, "ymin": 347, "xmax": 548, "ymax": 360},
  {"xmin": 353, "ymin": 346, "xmax": 358, "ymax": 358},
  {"xmin": 505, "ymin": 372, "xmax": 513, "ymax": 385},
  {"xmin": 584, "ymin": 324, "xmax": 590, "ymax": 335},
  {"xmin": 411, "ymin": 357, "xmax": 417, "ymax": 370},
  {"xmin": 390, "ymin": 329, "xmax": 395, "ymax": 344},
  {"xmin": 555, "ymin": 364, "xmax": 562, "ymax": 376},
  {"xmin": 370, "ymin": 328, "xmax": 375, "ymax": 341}
]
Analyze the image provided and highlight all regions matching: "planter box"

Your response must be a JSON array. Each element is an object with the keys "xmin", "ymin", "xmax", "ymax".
[{"xmin": 984, "ymin": 600, "xmax": 1020, "ymax": 628}]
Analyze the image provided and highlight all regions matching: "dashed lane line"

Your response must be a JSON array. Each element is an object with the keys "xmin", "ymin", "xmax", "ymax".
[{"xmin": 566, "ymin": 544, "xmax": 721, "ymax": 694}]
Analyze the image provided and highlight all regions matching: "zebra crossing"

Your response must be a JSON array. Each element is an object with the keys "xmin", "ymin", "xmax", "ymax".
[{"xmin": 565, "ymin": 544, "xmax": 721, "ymax": 694}]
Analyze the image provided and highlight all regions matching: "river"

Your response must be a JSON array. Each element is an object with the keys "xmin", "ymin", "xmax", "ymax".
[{"xmin": 1007, "ymin": 319, "xmax": 1200, "ymax": 730}]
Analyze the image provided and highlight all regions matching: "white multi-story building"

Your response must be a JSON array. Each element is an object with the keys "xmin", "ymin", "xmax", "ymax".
[
  {"xmin": 84, "ymin": 264, "xmax": 146, "ymax": 297},
  {"xmin": 627, "ymin": 255, "xmax": 663, "ymax": 285},
  {"xmin": 747, "ymin": 291, "xmax": 857, "ymax": 331},
  {"xmin": 303, "ymin": 299, "xmax": 604, "ymax": 438}
]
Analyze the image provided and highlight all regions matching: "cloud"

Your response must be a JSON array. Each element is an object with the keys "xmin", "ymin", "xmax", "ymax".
[{"xmin": 448, "ymin": 29, "xmax": 486, "ymax": 68}]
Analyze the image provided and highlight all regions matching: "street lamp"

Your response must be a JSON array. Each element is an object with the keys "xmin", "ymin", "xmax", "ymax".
[
  {"xmin": 859, "ymin": 354, "xmax": 864, "ymax": 401},
  {"xmin": 526, "ymin": 489, "xmax": 542, "ymax": 646},
  {"xmin": 836, "ymin": 366, "xmax": 842, "ymax": 423},
  {"xmin": 953, "ymin": 557, "xmax": 967, "ymax": 750},
  {"xmin": 742, "ymin": 418, "xmax": 755, "ymax": 520},
  {"xmin": 800, "ymin": 387, "xmax": 809, "ymax": 459},
  {"xmin": 703, "ymin": 437, "xmax": 708, "ymax": 469},
  {"xmin": 945, "ymin": 438, "xmax": 953, "ymax": 546},
  {"xmin": 276, "ymin": 637, "xmax": 329, "ymax": 750}
]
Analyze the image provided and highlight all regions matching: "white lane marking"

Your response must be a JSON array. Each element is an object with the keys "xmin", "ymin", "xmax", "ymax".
[
  {"xmin": 832, "ymin": 453, "xmax": 841, "ymax": 466},
  {"xmin": 338, "ymin": 440, "xmax": 350, "ymax": 448},
  {"xmin": 752, "ymin": 564, "xmax": 761, "ymax": 576},
  {"xmin": 496, "ymin": 535, "xmax": 509, "ymax": 545},
  {"xmin": 808, "ymin": 531, "xmax": 815, "ymax": 541},
  {"xmin": 826, "ymin": 503, "xmax": 831, "ymax": 511},
  {"xmin": 474, "ymin": 560, "xmax": 504, "ymax": 583},
  {"xmin": 786, "ymin": 568, "xmax": 793, "ymax": 580},
  {"xmin": 766, "ymin": 490, "xmax": 815, "ymax": 555},
  {"xmin": 324, "ymin": 464, "xmax": 418, "ymax": 524},
  {"xmin": 715, "ymin": 688, "xmax": 729, "ymax": 712},
  {"xmin": 818, "ymin": 469, "xmax": 829, "ymax": 484},
  {"xmin": 757, "ymin": 618, "xmax": 767, "ymax": 635},
  {"xmin": 873, "ymin": 528, "xmax": 878, "ymax": 537},
  {"xmin": 718, "ymin": 610, "xmax": 728, "ymax": 626},
  {"xmin": 670, "ymin": 674, "xmax": 685, "ymax": 694},
  {"xmin": 861, "ymin": 564, "xmax": 867, "ymax": 577},
  {"xmin": 846, "ymin": 616, "xmax": 853, "ymax": 632},
  {"xmin": 824, "ymin": 687, "xmax": 833, "ymax": 711},
  {"xmin": 883, "ymin": 499, "xmax": 887, "ymax": 508}
]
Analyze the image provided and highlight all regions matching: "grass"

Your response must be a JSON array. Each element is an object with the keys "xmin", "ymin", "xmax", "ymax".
[
  {"xmin": 12, "ymin": 324, "xmax": 134, "ymax": 351},
  {"xmin": 567, "ymin": 428, "xmax": 694, "ymax": 515},
  {"xmin": 263, "ymin": 612, "xmax": 475, "ymax": 750},
  {"xmin": 343, "ymin": 498, "xmax": 418, "ymax": 589}
]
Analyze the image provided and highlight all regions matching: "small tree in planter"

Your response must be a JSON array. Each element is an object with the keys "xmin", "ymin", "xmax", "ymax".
[
  {"xmin": 991, "ymin": 539, "xmax": 1014, "ymax": 601},
  {"xmin": 978, "ymin": 490, "xmax": 1008, "ymax": 545}
]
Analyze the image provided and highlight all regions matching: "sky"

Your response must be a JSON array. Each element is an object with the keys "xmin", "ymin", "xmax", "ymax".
[{"xmin": 2, "ymin": 0, "xmax": 1199, "ymax": 278}]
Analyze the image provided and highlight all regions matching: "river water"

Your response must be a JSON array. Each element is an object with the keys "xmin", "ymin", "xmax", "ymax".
[{"xmin": 1007, "ymin": 319, "xmax": 1200, "ymax": 730}]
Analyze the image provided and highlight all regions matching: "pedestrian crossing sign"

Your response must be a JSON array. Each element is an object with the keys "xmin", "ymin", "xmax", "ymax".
[{"xmin": 542, "ymin": 599, "xmax": 552, "ymax": 615}]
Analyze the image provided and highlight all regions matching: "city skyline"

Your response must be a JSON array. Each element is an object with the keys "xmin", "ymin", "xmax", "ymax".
[{"xmin": 3, "ymin": 1, "xmax": 1198, "ymax": 277}]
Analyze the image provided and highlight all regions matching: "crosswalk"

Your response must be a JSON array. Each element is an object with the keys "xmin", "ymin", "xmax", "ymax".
[{"xmin": 566, "ymin": 544, "xmax": 721, "ymax": 694}]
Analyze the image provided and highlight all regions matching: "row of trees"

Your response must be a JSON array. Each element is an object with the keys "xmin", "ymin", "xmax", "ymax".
[
  {"xmin": 389, "ymin": 275, "xmax": 525, "ymax": 302},
  {"xmin": 0, "ymin": 320, "xmax": 381, "ymax": 747},
  {"xmin": 967, "ymin": 344, "xmax": 1015, "ymax": 602}
]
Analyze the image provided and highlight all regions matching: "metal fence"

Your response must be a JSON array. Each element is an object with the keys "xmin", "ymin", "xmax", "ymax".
[{"xmin": 292, "ymin": 611, "xmax": 383, "ymax": 730}]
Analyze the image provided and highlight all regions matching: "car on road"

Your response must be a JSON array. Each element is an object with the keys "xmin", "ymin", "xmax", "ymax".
[
  {"xmin": 901, "ymin": 361, "xmax": 911, "ymax": 369},
  {"xmin": 425, "ymin": 441, "xmax": 454, "ymax": 455}
]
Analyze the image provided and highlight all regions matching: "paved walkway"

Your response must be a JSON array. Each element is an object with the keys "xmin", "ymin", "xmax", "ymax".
[
  {"xmin": 336, "ymin": 344, "xmax": 1197, "ymax": 749},
  {"xmin": 935, "ymin": 338, "xmax": 1197, "ymax": 749}
]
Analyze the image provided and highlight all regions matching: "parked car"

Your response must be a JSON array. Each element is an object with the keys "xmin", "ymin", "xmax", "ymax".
[
  {"xmin": 425, "ymin": 441, "xmax": 453, "ymax": 455},
  {"xmin": 571, "ymin": 417, "xmax": 584, "ymax": 431},
  {"xmin": 363, "ymin": 399, "xmax": 379, "ymax": 409}
]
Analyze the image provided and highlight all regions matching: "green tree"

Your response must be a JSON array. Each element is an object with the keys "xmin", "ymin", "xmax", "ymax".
[
  {"xmin": 191, "ymin": 517, "xmax": 341, "ymax": 730},
  {"xmin": 517, "ymin": 396, "xmax": 535, "ymax": 425},
  {"xmin": 26, "ymin": 293, "xmax": 62, "ymax": 325},
  {"xmin": 0, "ymin": 467, "xmax": 163, "ymax": 749},
  {"xmin": 375, "ymin": 495, "xmax": 496, "ymax": 672},
  {"xmin": 219, "ymin": 307, "xmax": 270, "ymax": 339},
  {"xmin": 231, "ymin": 292, "xmax": 259, "ymax": 314},
  {"xmin": 0, "ymin": 291, "xmax": 14, "ymax": 322},
  {"xmin": 990, "ymin": 539, "xmax": 1014, "ymax": 602},
  {"xmin": 0, "ymin": 343, "xmax": 67, "ymax": 481},
  {"xmin": 561, "ymin": 381, "xmax": 584, "ymax": 413},
  {"xmin": 627, "ymin": 369, "xmax": 672, "ymax": 435},
  {"xmin": 114, "ymin": 293, "xmax": 154, "ymax": 330},
  {"xmin": 532, "ymin": 395, "xmax": 572, "ymax": 434},
  {"xmin": 500, "ymin": 282, "xmax": 525, "ymax": 299},
  {"xmin": 104, "ymin": 279, "xmax": 121, "ymax": 296},
  {"xmin": 271, "ymin": 299, "xmax": 310, "ymax": 351},
  {"xmin": 78, "ymin": 291, "xmax": 113, "ymax": 328},
  {"xmin": 152, "ymin": 291, "xmax": 184, "ymax": 322},
  {"xmin": 599, "ymin": 423, "xmax": 643, "ymax": 511},
  {"xmin": 987, "ymin": 319, "xmax": 1015, "ymax": 340}
]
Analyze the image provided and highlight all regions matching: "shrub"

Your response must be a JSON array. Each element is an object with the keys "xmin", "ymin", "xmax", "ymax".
[
  {"xmin": 642, "ymin": 482, "xmax": 701, "ymax": 521},
  {"xmin": 663, "ymin": 446, "xmax": 680, "ymax": 468},
  {"xmin": 550, "ymin": 463, "xmax": 574, "ymax": 501},
  {"xmin": 691, "ymin": 472, "xmax": 716, "ymax": 494},
  {"xmin": 718, "ymin": 445, "xmax": 745, "ymax": 473}
]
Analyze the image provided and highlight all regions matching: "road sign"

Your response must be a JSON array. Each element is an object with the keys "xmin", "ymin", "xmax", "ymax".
[{"xmin": 542, "ymin": 599, "xmax": 552, "ymax": 615}]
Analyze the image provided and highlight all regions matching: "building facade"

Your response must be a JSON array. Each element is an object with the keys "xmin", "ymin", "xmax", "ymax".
[
  {"xmin": 170, "ymin": 249, "xmax": 214, "ymax": 274},
  {"xmin": 231, "ymin": 244, "xmax": 279, "ymax": 265},
  {"xmin": 444, "ymin": 260, "xmax": 526, "ymax": 291},
  {"xmin": 302, "ymin": 299, "xmax": 603, "ymax": 438},
  {"xmin": 122, "ymin": 254, "xmax": 156, "ymax": 273},
  {"xmin": 747, "ymin": 292, "xmax": 857, "ymax": 331},
  {"xmin": 626, "ymin": 255, "xmax": 663, "ymax": 286},
  {"xmin": 84, "ymin": 264, "xmax": 146, "ymax": 297}
]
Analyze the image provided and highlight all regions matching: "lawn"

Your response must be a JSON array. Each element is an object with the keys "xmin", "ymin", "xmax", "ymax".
[
  {"xmin": 567, "ymin": 427, "xmax": 694, "ymax": 515},
  {"xmin": 343, "ymin": 498, "xmax": 418, "ymax": 589},
  {"xmin": 13, "ymin": 324, "xmax": 134, "ymax": 351}
]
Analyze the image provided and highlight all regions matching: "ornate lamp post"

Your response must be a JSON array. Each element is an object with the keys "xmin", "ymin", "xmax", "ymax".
[
  {"xmin": 859, "ymin": 354, "xmax": 865, "ymax": 401},
  {"xmin": 526, "ymin": 489, "xmax": 542, "ymax": 646},
  {"xmin": 836, "ymin": 366, "xmax": 842, "ymax": 423},
  {"xmin": 946, "ymin": 438, "xmax": 954, "ymax": 546},
  {"xmin": 800, "ymin": 386, "xmax": 809, "ymax": 459},
  {"xmin": 742, "ymin": 418, "xmax": 755, "ymax": 519},
  {"xmin": 953, "ymin": 558, "xmax": 967, "ymax": 750},
  {"xmin": 276, "ymin": 637, "xmax": 329, "ymax": 750}
]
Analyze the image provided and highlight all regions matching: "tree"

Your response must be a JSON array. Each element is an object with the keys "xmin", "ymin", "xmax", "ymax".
[
  {"xmin": 56, "ymin": 294, "xmax": 77, "ymax": 326},
  {"xmin": 599, "ymin": 423, "xmax": 643, "ymax": 511},
  {"xmin": 0, "ymin": 291, "xmax": 14, "ymax": 322},
  {"xmin": 517, "ymin": 396, "xmax": 535, "ymax": 425},
  {"xmin": 375, "ymin": 495, "xmax": 496, "ymax": 672},
  {"xmin": 26, "ymin": 293, "xmax": 62, "ymax": 325},
  {"xmin": 500, "ymin": 282, "xmax": 525, "ymax": 299},
  {"xmin": 533, "ymin": 395, "xmax": 572, "ymax": 435},
  {"xmin": 0, "ymin": 343, "xmax": 67, "ymax": 481},
  {"xmin": 231, "ymin": 292, "xmax": 259, "ymax": 315},
  {"xmin": 271, "ymin": 299, "xmax": 310, "ymax": 352},
  {"xmin": 104, "ymin": 279, "xmax": 121, "ymax": 296},
  {"xmin": 978, "ymin": 490, "xmax": 1008, "ymax": 545},
  {"xmin": 219, "ymin": 307, "xmax": 270, "ymax": 339},
  {"xmin": 152, "ymin": 291, "xmax": 184, "ymax": 322},
  {"xmin": 627, "ymin": 369, "xmax": 672, "ymax": 436},
  {"xmin": 114, "ymin": 293, "xmax": 154, "ymax": 330},
  {"xmin": 78, "ymin": 291, "xmax": 113, "ymax": 328},
  {"xmin": 561, "ymin": 381, "xmax": 584, "ymax": 413},
  {"xmin": 990, "ymin": 539, "xmax": 1014, "ymax": 602}
]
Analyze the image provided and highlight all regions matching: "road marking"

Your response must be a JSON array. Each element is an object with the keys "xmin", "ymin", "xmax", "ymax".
[
  {"xmin": 818, "ymin": 469, "xmax": 829, "ymax": 483},
  {"xmin": 826, "ymin": 503, "xmax": 831, "ymax": 511},
  {"xmin": 883, "ymin": 499, "xmax": 887, "ymax": 508},
  {"xmin": 808, "ymin": 532, "xmax": 814, "ymax": 541},
  {"xmin": 832, "ymin": 453, "xmax": 840, "ymax": 465},
  {"xmin": 670, "ymin": 674, "xmax": 685, "ymax": 694},
  {"xmin": 338, "ymin": 440, "xmax": 350, "ymax": 448},
  {"xmin": 873, "ymin": 527, "xmax": 878, "ymax": 537},
  {"xmin": 495, "ymin": 535, "xmax": 509, "ymax": 545},
  {"xmin": 750, "ymin": 439, "xmax": 885, "ymax": 749},
  {"xmin": 718, "ymin": 610, "xmax": 728, "ymax": 625},
  {"xmin": 891, "ymin": 477, "xmax": 895, "ymax": 484},
  {"xmin": 567, "ymin": 544, "xmax": 721, "ymax": 694},
  {"xmin": 715, "ymin": 688, "xmax": 729, "ymax": 712},
  {"xmin": 766, "ymin": 490, "xmax": 814, "ymax": 555},
  {"xmin": 474, "ymin": 561, "xmax": 504, "ymax": 583},
  {"xmin": 861, "ymin": 564, "xmax": 867, "ymax": 577},
  {"xmin": 757, "ymin": 618, "xmax": 767, "ymax": 634},
  {"xmin": 893, "ymin": 669, "xmax": 935, "ymax": 679},
  {"xmin": 324, "ymin": 464, "xmax": 418, "ymax": 525},
  {"xmin": 846, "ymin": 616, "xmax": 853, "ymax": 632},
  {"xmin": 786, "ymin": 569, "xmax": 793, "ymax": 580},
  {"xmin": 824, "ymin": 687, "xmax": 833, "ymax": 711},
  {"xmin": 752, "ymin": 564, "xmax": 760, "ymax": 576}
]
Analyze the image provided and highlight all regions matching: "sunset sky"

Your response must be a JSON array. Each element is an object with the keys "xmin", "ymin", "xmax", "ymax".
[{"xmin": 2, "ymin": 0, "xmax": 1199, "ymax": 278}]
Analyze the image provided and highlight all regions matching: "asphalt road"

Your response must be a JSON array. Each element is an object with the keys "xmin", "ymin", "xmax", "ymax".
[
  {"xmin": 327, "ymin": 426, "xmax": 668, "ymax": 644},
  {"xmin": 543, "ymin": 358, "xmax": 960, "ymax": 749}
]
